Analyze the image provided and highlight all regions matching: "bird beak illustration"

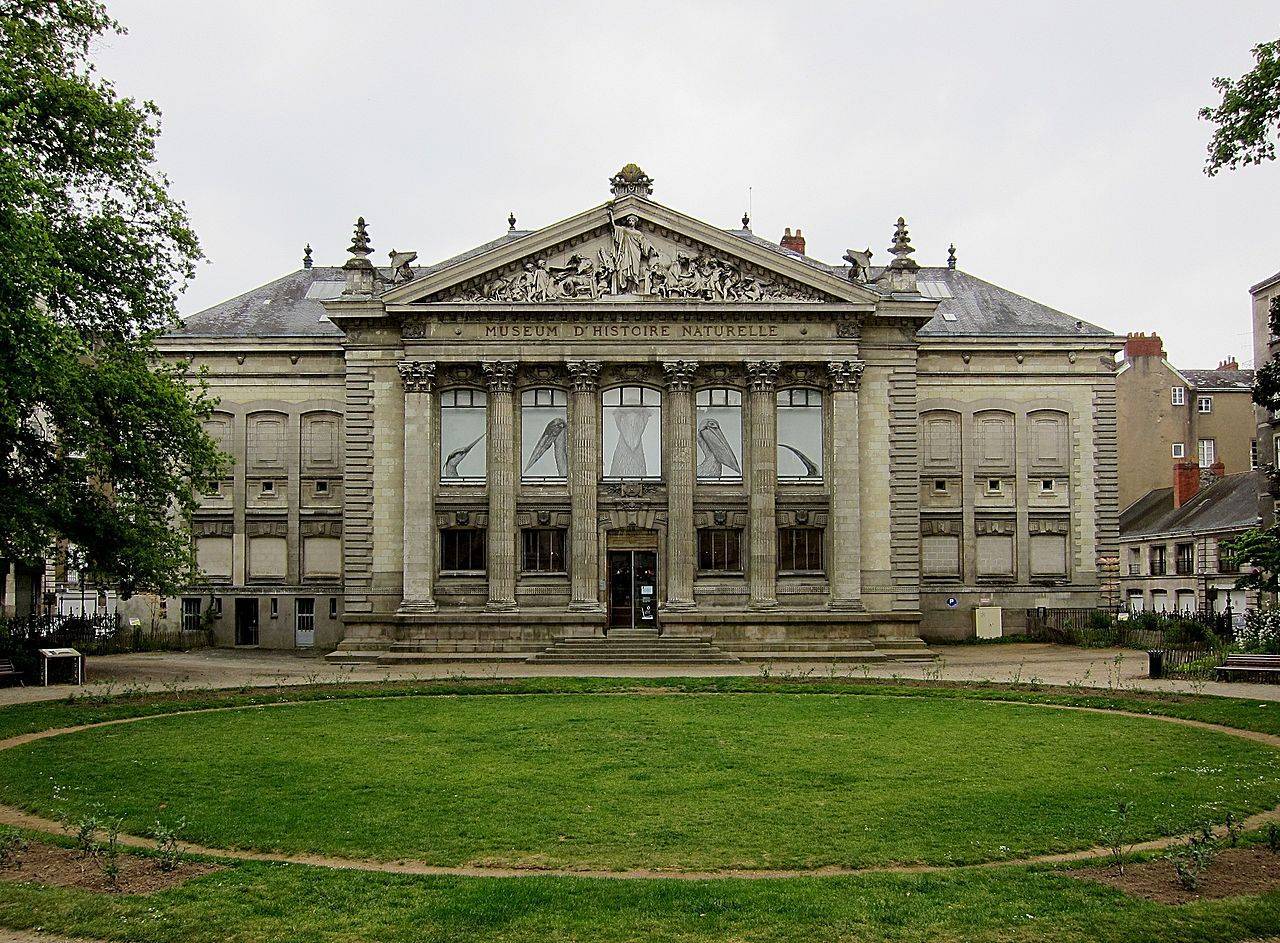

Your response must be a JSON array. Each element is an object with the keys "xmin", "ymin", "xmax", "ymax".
[
  {"xmin": 444, "ymin": 433, "xmax": 485, "ymax": 477},
  {"xmin": 526, "ymin": 419, "xmax": 567, "ymax": 473},
  {"xmin": 698, "ymin": 420, "xmax": 741, "ymax": 474},
  {"xmin": 778, "ymin": 442, "xmax": 819, "ymax": 478}
]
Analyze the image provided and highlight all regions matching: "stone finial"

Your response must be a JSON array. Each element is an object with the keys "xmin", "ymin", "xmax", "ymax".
[
  {"xmin": 342, "ymin": 216, "xmax": 375, "ymax": 295},
  {"xmin": 888, "ymin": 217, "xmax": 918, "ymax": 270},
  {"xmin": 742, "ymin": 212, "xmax": 751, "ymax": 231},
  {"xmin": 610, "ymin": 163, "xmax": 654, "ymax": 198},
  {"xmin": 348, "ymin": 217, "xmax": 371, "ymax": 257},
  {"xmin": 303, "ymin": 243, "xmax": 313, "ymax": 269},
  {"xmin": 947, "ymin": 243, "xmax": 957, "ymax": 270},
  {"xmin": 508, "ymin": 211, "xmax": 517, "ymax": 231}
]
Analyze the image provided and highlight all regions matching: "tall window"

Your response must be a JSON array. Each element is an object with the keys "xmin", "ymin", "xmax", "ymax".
[
  {"xmin": 776, "ymin": 388, "xmax": 823, "ymax": 481},
  {"xmin": 602, "ymin": 386, "xmax": 661, "ymax": 479},
  {"xmin": 778, "ymin": 526, "xmax": 824, "ymax": 573},
  {"xmin": 697, "ymin": 528, "xmax": 743, "ymax": 572},
  {"xmin": 181, "ymin": 598, "xmax": 201, "ymax": 633},
  {"xmin": 441, "ymin": 528, "xmax": 486, "ymax": 572},
  {"xmin": 1252, "ymin": 439, "xmax": 1259, "ymax": 469},
  {"xmin": 1175, "ymin": 542, "xmax": 1194, "ymax": 576},
  {"xmin": 295, "ymin": 598, "xmax": 315, "ymax": 634},
  {"xmin": 521, "ymin": 528, "xmax": 567, "ymax": 573},
  {"xmin": 439, "ymin": 389, "xmax": 487, "ymax": 482},
  {"xmin": 1149, "ymin": 545, "xmax": 1166, "ymax": 576},
  {"xmin": 521, "ymin": 388, "xmax": 568, "ymax": 481},
  {"xmin": 695, "ymin": 389, "xmax": 743, "ymax": 481},
  {"xmin": 1197, "ymin": 438, "xmax": 1216, "ymax": 468},
  {"xmin": 1219, "ymin": 539, "xmax": 1240, "ymax": 574}
]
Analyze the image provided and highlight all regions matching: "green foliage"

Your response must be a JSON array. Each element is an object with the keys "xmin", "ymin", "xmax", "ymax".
[
  {"xmin": 1169, "ymin": 826, "xmax": 1217, "ymax": 891},
  {"xmin": 1238, "ymin": 608, "xmax": 1280, "ymax": 654},
  {"xmin": 1201, "ymin": 37, "xmax": 1280, "ymax": 175},
  {"xmin": 0, "ymin": 0, "xmax": 226, "ymax": 594},
  {"xmin": 1098, "ymin": 799, "xmax": 1133, "ymax": 874},
  {"xmin": 0, "ymin": 826, "xmax": 25, "ymax": 867},
  {"xmin": 1268, "ymin": 822, "xmax": 1279, "ymax": 854},
  {"xmin": 149, "ymin": 816, "xmax": 184, "ymax": 872}
]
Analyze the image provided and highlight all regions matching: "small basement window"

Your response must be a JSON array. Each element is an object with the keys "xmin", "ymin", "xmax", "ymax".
[
  {"xmin": 1041, "ymin": 478, "xmax": 1055, "ymax": 492},
  {"xmin": 986, "ymin": 478, "xmax": 1002, "ymax": 494},
  {"xmin": 261, "ymin": 480, "xmax": 275, "ymax": 495},
  {"xmin": 933, "ymin": 479, "xmax": 948, "ymax": 493},
  {"xmin": 315, "ymin": 480, "xmax": 329, "ymax": 495}
]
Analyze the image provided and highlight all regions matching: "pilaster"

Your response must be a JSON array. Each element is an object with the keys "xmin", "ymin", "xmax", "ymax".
[
  {"xmin": 746, "ymin": 361, "xmax": 780, "ymax": 609},
  {"xmin": 828, "ymin": 360, "xmax": 865, "ymax": 609},
  {"xmin": 662, "ymin": 360, "xmax": 699, "ymax": 611},
  {"xmin": 567, "ymin": 361, "xmax": 604, "ymax": 612},
  {"xmin": 482, "ymin": 360, "xmax": 518, "ymax": 611},
  {"xmin": 398, "ymin": 360, "xmax": 437, "ymax": 612}
]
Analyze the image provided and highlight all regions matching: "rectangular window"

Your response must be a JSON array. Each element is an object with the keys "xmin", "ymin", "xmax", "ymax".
[
  {"xmin": 1171, "ymin": 387, "xmax": 1185, "ymax": 406},
  {"xmin": 1174, "ymin": 542, "xmax": 1194, "ymax": 576},
  {"xmin": 521, "ymin": 528, "xmax": 567, "ymax": 573},
  {"xmin": 778, "ymin": 527, "xmax": 824, "ymax": 573},
  {"xmin": 1149, "ymin": 545, "xmax": 1166, "ymax": 576},
  {"xmin": 986, "ymin": 478, "xmax": 1003, "ymax": 494},
  {"xmin": 1171, "ymin": 443, "xmax": 1185, "ymax": 459},
  {"xmin": 261, "ymin": 480, "xmax": 275, "ymax": 495},
  {"xmin": 296, "ymin": 598, "xmax": 315, "ymax": 633},
  {"xmin": 1198, "ymin": 438, "xmax": 1216, "ymax": 468},
  {"xmin": 315, "ymin": 479, "xmax": 329, "ymax": 495},
  {"xmin": 441, "ymin": 528, "xmax": 487, "ymax": 572},
  {"xmin": 933, "ymin": 479, "xmax": 948, "ymax": 493},
  {"xmin": 1197, "ymin": 396, "xmax": 1213, "ymax": 414},
  {"xmin": 1128, "ymin": 547, "xmax": 1141, "ymax": 576},
  {"xmin": 328, "ymin": 597, "xmax": 338, "ymax": 618},
  {"xmin": 1040, "ymin": 478, "xmax": 1055, "ymax": 492},
  {"xmin": 212, "ymin": 597, "xmax": 223, "ymax": 617},
  {"xmin": 1218, "ymin": 540, "xmax": 1239, "ymax": 574},
  {"xmin": 697, "ymin": 528, "xmax": 743, "ymax": 572},
  {"xmin": 1252, "ymin": 440, "xmax": 1259, "ymax": 470},
  {"xmin": 180, "ymin": 598, "xmax": 201, "ymax": 633}
]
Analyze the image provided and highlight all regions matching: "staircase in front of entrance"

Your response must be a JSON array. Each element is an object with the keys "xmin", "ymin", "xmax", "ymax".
[{"xmin": 526, "ymin": 627, "xmax": 739, "ymax": 665}]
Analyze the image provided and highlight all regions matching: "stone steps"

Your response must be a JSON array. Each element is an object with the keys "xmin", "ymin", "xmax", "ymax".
[{"xmin": 527, "ymin": 631, "xmax": 740, "ymax": 665}]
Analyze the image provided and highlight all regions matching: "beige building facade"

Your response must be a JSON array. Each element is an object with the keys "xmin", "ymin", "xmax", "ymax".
[{"xmin": 154, "ymin": 167, "xmax": 1122, "ymax": 656}]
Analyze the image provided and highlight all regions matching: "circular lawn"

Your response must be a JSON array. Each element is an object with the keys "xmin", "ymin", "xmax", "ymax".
[{"xmin": 1, "ymin": 693, "xmax": 1277, "ymax": 871}]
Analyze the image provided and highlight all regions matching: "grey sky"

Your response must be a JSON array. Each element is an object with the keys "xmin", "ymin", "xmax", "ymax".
[{"xmin": 95, "ymin": 1, "xmax": 1279, "ymax": 368}]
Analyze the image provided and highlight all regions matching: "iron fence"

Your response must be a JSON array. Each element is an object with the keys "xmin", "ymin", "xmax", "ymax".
[{"xmin": 0, "ymin": 612, "xmax": 213, "ymax": 680}]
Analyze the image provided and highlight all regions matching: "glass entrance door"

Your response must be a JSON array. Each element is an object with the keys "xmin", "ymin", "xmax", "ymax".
[{"xmin": 607, "ymin": 550, "xmax": 658, "ymax": 631}]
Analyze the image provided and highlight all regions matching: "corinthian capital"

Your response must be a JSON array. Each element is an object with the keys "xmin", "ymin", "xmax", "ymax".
[
  {"xmin": 827, "ymin": 359, "xmax": 866, "ymax": 392},
  {"xmin": 566, "ymin": 360, "xmax": 602, "ymax": 392},
  {"xmin": 660, "ymin": 360, "xmax": 700, "ymax": 392},
  {"xmin": 481, "ymin": 360, "xmax": 518, "ymax": 393},
  {"xmin": 745, "ymin": 360, "xmax": 781, "ymax": 392},
  {"xmin": 396, "ymin": 359, "xmax": 436, "ymax": 394}
]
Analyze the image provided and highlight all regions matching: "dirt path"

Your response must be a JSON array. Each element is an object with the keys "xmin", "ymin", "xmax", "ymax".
[{"xmin": 1, "ymin": 693, "xmax": 1278, "ymax": 881}]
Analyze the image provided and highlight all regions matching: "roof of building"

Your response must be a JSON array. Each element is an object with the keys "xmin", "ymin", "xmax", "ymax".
[
  {"xmin": 1180, "ymin": 368, "xmax": 1255, "ymax": 391},
  {"xmin": 167, "ymin": 227, "xmax": 1111, "ymax": 341},
  {"xmin": 1250, "ymin": 268, "xmax": 1280, "ymax": 295},
  {"xmin": 1119, "ymin": 471, "xmax": 1262, "ymax": 540}
]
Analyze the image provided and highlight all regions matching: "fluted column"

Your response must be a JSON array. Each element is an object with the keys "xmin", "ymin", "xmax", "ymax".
[
  {"xmin": 482, "ymin": 360, "xmax": 518, "ymax": 611},
  {"xmin": 661, "ymin": 360, "xmax": 699, "ymax": 611},
  {"xmin": 397, "ymin": 360, "xmax": 437, "ymax": 613},
  {"xmin": 828, "ymin": 360, "xmax": 865, "ymax": 610},
  {"xmin": 746, "ymin": 361, "xmax": 780, "ymax": 609},
  {"xmin": 567, "ymin": 361, "xmax": 604, "ymax": 612}
]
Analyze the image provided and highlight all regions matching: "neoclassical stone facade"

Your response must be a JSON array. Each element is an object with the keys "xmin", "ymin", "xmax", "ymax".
[{"xmin": 156, "ymin": 166, "xmax": 1123, "ymax": 656}]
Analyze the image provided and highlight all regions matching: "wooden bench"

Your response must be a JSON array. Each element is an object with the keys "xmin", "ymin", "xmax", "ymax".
[
  {"xmin": 1216, "ymin": 653, "xmax": 1280, "ymax": 683},
  {"xmin": 0, "ymin": 659, "xmax": 23, "ymax": 687}
]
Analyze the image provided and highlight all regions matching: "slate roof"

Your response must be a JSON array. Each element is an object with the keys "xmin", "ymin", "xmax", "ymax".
[
  {"xmin": 168, "ymin": 228, "xmax": 1112, "ymax": 341},
  {"xmin": 1119, "ymin": 471, "xmax": 1262, "ymax": 539},
  {"xmin": 1180, "ymin": 368, "xmax": 1255, "ymax": 391}
]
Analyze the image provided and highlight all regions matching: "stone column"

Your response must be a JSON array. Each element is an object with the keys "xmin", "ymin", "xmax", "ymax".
[
  {"xmin": 482, "ymin": 360, "xmax": 518, "ymax": 611},
  {"xmin": 746, "ymin": 361, "xmax": 780, "ymax": 609},
  {"xmin": 397, "ymin": 360, "xmax": 437, "ymax": 612},
  {"xmin": 661, "ymin": 360, "xmax": 699, "ymax": 611},
  {"xmin": 2, "ymin": 562, "xmax": 15, "ymax": 619},
  {"xmin": 827, "ymin": 360, "xmax": 865, "ymax": 610},
  {"xmin": 567, "ymin": 361, "xmax": 603, "ymax": 611}
]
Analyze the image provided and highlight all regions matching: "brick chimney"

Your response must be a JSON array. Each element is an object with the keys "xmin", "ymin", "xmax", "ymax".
[
  {"xmin": 1173, "ymin": 461, "xmax": 1200, "ymax": 508},
  {"xmin": 780, "ymin": 227, "xmax": 806, "ymax": 255},
  {"xmin": 1217, "ymin": 356, "xmax": 1239, "ymax": 370},
  {"xmin": 1200, "ymin": 461, "xmax": 1226, "ymax": 489},
  {"xmin": 1123, "ymin": 332, "xmax": 1164, "ymax": 361}
]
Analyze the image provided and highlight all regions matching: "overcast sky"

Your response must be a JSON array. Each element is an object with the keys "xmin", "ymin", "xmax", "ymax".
[{"xmin": 94, "ymin": 1, "xmax": 1279, "ymax": 368}]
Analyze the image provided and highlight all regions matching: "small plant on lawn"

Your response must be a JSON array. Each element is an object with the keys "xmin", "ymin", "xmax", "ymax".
[
  {"xmin": 151, "ymin": 817, "xmax": 186, "ymax": 872},
  {"xmin": 1170, "ymin": 826, "xmax": 1218, "ymax": 891},
  {"xmin": 1224, "ymin": 811, "xmax": 1242, "ymax": 847},
  {"xmin": 68, "ymin": 812, "xmax": 101, "ymax": 859},
  {"xmin": 1099, "ymin": 800, "xmax": 1134, "ymax": 874},
  {"xmin": 0, "ymin": 827, "xmax": 27, "ymax": 868},
  {"xmin": 96, "ymin": 819, "xmax": 123, "ymax": 890},
  {"xmin": 1268, "ymin": 822, "xmax": 1280, "ymax": 854}
]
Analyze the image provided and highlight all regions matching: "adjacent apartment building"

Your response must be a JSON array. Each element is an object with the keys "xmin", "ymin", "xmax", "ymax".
[
  {"xmin": 1115, "ymin": 332, "xmax": 1255, "ymax": 512},
  {"xmin": 1253, "ymin": 269, "xmax": 1280, "ymax": 525}
]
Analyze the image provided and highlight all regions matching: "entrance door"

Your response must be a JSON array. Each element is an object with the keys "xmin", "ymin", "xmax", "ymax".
[
  {"xmin": 607, "ymin": 550, "xmax": 658, "ymax": 631},
  {"xmin": 234, "ymin": 598, "xmax": 259, "ymax": 646}
]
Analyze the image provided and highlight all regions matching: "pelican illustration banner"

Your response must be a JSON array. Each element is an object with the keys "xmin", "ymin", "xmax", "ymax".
[{"xmin": 695, "ymin": 406, "xmax": 743, "ymax": 480}]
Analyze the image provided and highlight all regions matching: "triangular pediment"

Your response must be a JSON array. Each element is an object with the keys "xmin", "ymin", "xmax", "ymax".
[{"xmin": 381, "ymin": 196, "xmax": 881, "ymax": 306}]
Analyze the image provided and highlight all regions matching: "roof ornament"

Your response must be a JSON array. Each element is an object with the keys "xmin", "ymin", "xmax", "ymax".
[
  {"xmin": 389, "ymin": 249, "xmax": 418, "ymax": 284},
  {"xmin": 508, "ymin": 211, "xmax": 517, "ymax": 231},
  {"xmin": 302, "ymin": 243, "xmax": 313, "ymax": 270},
  {"xmin": 342, "ymin": 216, "xmax": 376, "ymax": 295},
  {"xmin": 742, "ymin": 212, "xmax": 751, "ymax": 231},
  {"xmin": 842, "ymin": 248, "xmax": 873, "ymax": 283},
  {"xmin": 610, "ymin": 163, "xmax": 654, "ymax": 198},
  {"xmin": 947, "ymin": 243, "xmax": 957, "ymax": 270},
  {"xmin": 872, "ymin": 216, "xmax": 919, "ymax": 293}
]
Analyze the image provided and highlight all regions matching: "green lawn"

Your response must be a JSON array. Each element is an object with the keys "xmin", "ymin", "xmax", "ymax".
[{"xmin": 2, "ymin": 692, "xmax": 1278, "ymax": 870}]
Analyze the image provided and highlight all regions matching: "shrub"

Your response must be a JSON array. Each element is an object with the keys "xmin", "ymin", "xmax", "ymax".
[
  {"xmin": 1170, "ymin": 826, "xmax": 1218, "ymax": 891},
  {"xmin": 0, "ymin": 827, "xmax": 26, "ymax": 868},
  {"xmin": 1239, "ymin": 608, "xmax": 1280, "ymax": 655},
  {"xmin": 150, "ymin": 817, "xmax": 185, "ymax": 872},
  {"xmin": 1099, "ymin": 800, "xmax": 1134, "ymax": 874},
  {"xmin": 1268, "ymin": 823, "xmax": 1279, "ymax": 854},
  {"xmin": 97, "ymin": 819, "xmax": 122, "ymax": 890}
]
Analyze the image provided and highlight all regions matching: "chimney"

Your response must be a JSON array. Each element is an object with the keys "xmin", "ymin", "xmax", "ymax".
[
  {"xmin": 1123, "ymin": 332, "xmax": 1164, "ymax": 361},
  {"xmin": 780, "ymin": 227, "xmax": 806, "ymax": 255},
  {"xmin": 1173, "ymin": 461, "xmax": 1200, "ymax": 508},
  {"xmin": 1200, "ymin": 461, "xmax": 1226, "ymax": 489},
  {"xmin": 1217, "ymin": 356, "xmax": 1239, "ymax": 370}
]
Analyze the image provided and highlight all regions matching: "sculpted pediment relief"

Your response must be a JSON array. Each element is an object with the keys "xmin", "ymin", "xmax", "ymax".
[{"xmin": 432, "ymin": 211, "xmax": 829, "ymax": 304}]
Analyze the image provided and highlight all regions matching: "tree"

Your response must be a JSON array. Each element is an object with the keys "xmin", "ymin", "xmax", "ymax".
[
  {"xmin": 1200, "ymin": 36, "xmax": 1280, "ymax": 175},
  {"xmin": 0, "ymin": 0, "xmax": 225, "ymax": 597}
]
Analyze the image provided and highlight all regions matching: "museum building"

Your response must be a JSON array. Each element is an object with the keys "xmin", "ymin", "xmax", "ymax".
[{"xmin": 154, "ymin": 166, "xmax": 1123, "ymax": 659}]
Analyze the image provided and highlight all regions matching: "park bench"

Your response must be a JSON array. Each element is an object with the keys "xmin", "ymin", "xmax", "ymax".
[
  {"xmin": 1216, "ymin": 653, "xmax": 1280, "ymax": 683},
  {"xmin": 0, "ymin": 659, "xmax": 23, "ymax": 687}
]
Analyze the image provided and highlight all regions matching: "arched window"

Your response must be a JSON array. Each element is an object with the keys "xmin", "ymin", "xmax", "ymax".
[
  {"xmin": 521, "ymin": 388, "xmax": 568, "ymax": 481},
  {"xmin": 695, "ymin": 388, "xmax": 743, "ymax": 481},
  {"xmin": 776, "ymin": 388, "xmax": 823, "ymax": 481},
  {"xmin": 439, "ymin": 389, "xmax": 487, "ymax": 482},
  {"xmin": 602, "ymin": 386, "xmax": 661, "ymax": 480}
]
